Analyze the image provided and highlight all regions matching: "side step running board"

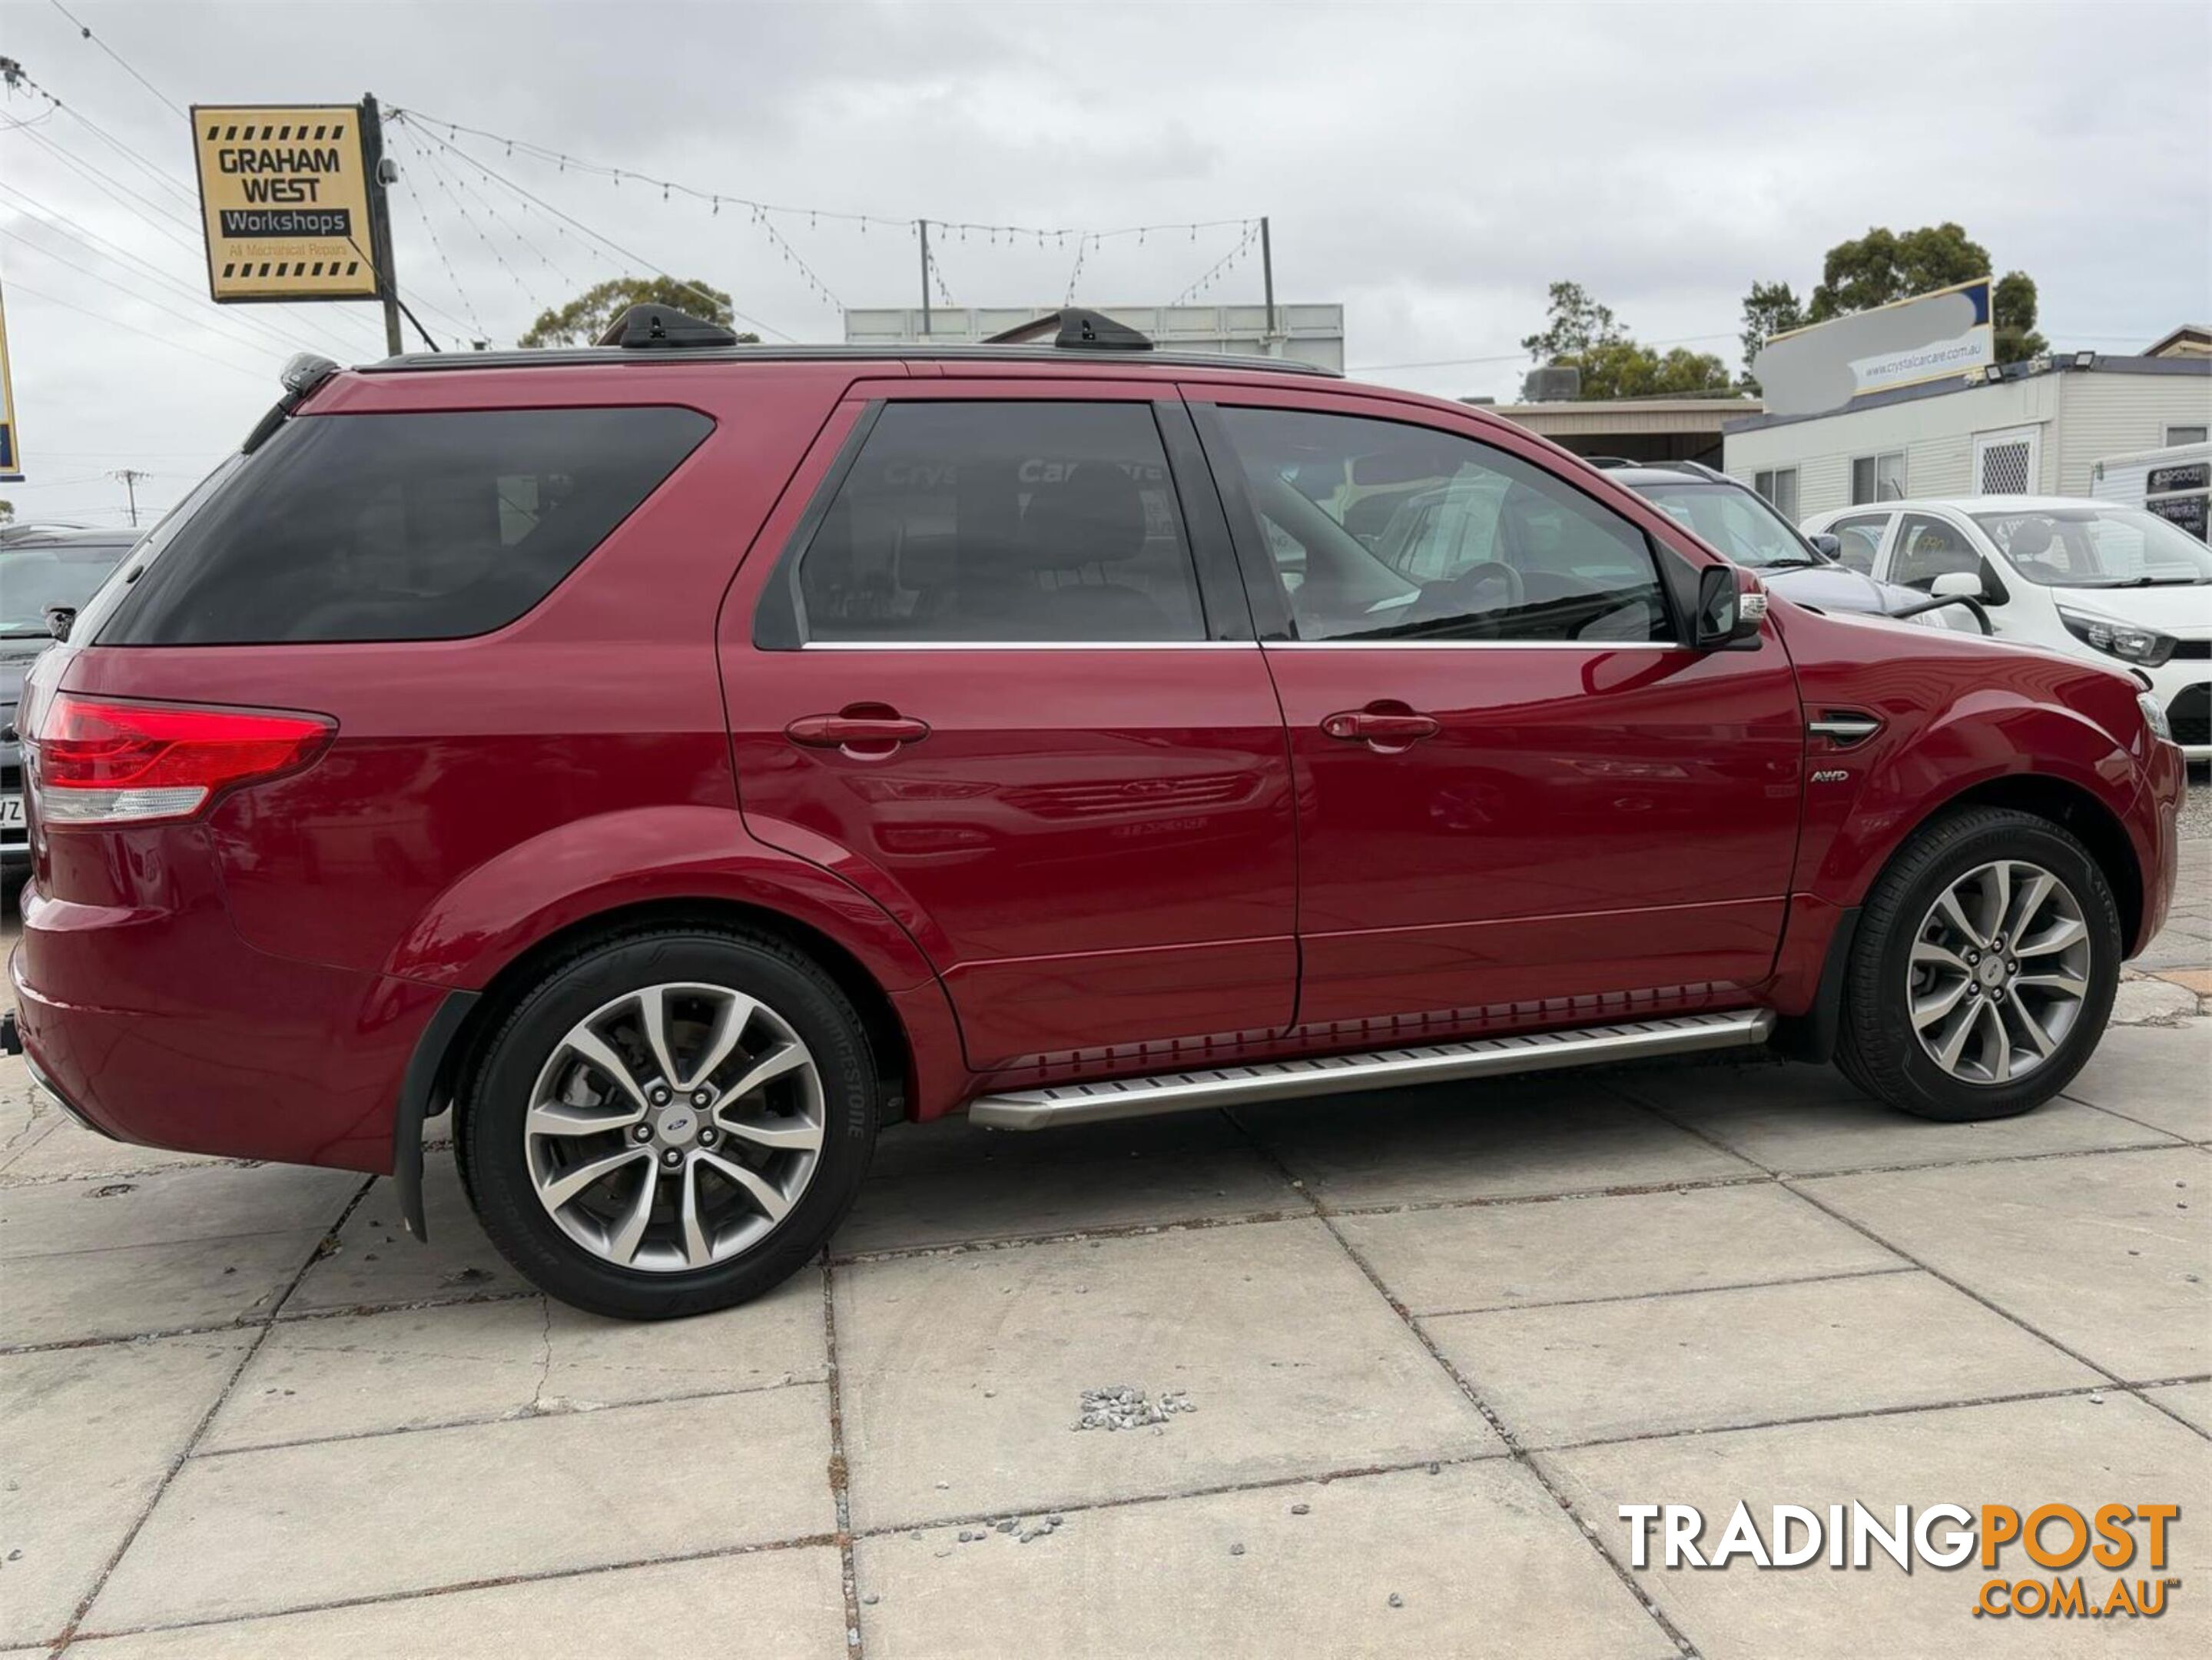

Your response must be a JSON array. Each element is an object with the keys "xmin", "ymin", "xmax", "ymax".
[{"xmin": 967, "ymin": 1009, "xmax": 1774, "ymax": 1130}]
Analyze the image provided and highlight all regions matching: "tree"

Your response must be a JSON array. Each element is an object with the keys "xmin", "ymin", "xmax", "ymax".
[
  {"xmin": 1795, "ymin": 224, "xmax": 2045, "ymax": 363},
  {"xmin": 0, "ymin": 500, "xmax": 13, "ymax": 526},
  {"xmin": 519, "ymin": 276, "xmax": 758, "ymax": 347},
  {"xmin": 1522, "ymin": 281, "xmax": 1736, "ymax": 400},
  {"xmin": 1738, "ymin": 279, "xmax": 1806, "ymax": 387}
]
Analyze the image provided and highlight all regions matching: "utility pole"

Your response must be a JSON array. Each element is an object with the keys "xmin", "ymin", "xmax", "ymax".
[
  {"xmin": 1260, "ymin": 216, "xmax": 1277, "ymax": 353},
  {"xmin": 360, "ymin": 94, "xmax": 404, "ymax": 357},
  {"xmin": 918, "ymin": 219, "xmax": 931, "ymax": 336},
  {"xmin": 111, "ymin": 469, "xmax": 149, "ymax": 528}
]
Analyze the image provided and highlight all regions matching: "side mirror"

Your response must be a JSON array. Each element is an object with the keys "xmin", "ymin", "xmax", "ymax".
[
  {"xmin": 1694, "ymin": 565, "xmax": 1768, "ymax": 649},
  {"xmin": 1928, "ymin": 571, "xmax": 1984, "ymax": 601},
  {"xmin": 1807, "ymin": 533, "xmax": 1842, "ymax": 560},
  {"xmin": 44, "ymin": 606, "xmax": 75, "ymax": 643}
]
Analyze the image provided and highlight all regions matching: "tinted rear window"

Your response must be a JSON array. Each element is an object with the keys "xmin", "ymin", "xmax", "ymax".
[{"xmin": 98, "ymin": 407, "xmax": 712, "ymax": 645}]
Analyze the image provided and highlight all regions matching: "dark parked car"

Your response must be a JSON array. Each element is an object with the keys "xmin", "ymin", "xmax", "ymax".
[
  {"xmin": 2, "ymin": 530, "xmax": 138, "ymax": 874},
  {"xmin": 1582, "ymin": 461, "xmax": 1983, "ymax": 631},
  {"xmin": 3, "ymin": 310, "xmax": 2182, "ymax": 1319}
]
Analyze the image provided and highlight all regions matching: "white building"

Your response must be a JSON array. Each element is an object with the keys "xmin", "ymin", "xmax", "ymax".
[
  {"xmin": 1722, "ymin": 353, "xmax": 2210, "ymax": 520},
  {"xmin": 843, "ymin": 304, "xmax": 1345, "ymax": 374}
]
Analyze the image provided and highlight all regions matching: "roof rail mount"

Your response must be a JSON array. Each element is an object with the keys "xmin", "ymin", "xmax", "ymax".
[
  {"xmin": 602, "ymin": 304, "xmax": 739, "ymax": 350},
  {"xmin": 985, "ymin": 307, "xmax": 1156, "ymax": 352}
]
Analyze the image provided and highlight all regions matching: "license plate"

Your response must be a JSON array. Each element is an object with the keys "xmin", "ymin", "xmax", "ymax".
[{"xmin": 0, "ymin": 795, "xmax": 24, "ymax": 831}]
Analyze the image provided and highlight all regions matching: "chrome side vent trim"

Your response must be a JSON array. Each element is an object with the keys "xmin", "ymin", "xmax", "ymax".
[
  {"xmin": 966, "ymin": 1010, "xmax": 1775, "ymax": 1130},
  {"xmin": 1809, "ymin": 711, "xmax": 1883, "ymax": 746}
]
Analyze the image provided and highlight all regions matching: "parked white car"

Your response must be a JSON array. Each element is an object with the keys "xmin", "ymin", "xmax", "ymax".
[{"xmin": 1801, "ymin": 496, "xmax": 2211, "ymax": 761}]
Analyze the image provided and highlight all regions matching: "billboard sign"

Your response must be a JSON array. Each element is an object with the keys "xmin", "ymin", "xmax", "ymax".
[
  {"xmin": 192, "ymin": 104, "xmax": 380, "ymax": 302},
  {"xmin": 1753, "ymin": 278, "xmax": 1995, "ymax": 417}
]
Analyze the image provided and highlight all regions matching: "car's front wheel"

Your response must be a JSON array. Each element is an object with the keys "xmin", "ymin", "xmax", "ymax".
[
  {"xmin": 1836, "ymin": 807, "xmax": 2121, "ymax": 1122},
  {"xmin": 460, "ymin": 927, "xmax": 878, "ymax": 1319}
]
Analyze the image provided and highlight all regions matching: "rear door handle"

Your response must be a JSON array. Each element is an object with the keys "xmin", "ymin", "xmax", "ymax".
[
  {"xmin": 1321, "ymin": 709, "xmax": 1441, "ymax": 750},
  {"xmin": 785, "ymin": 711, "xmax": 931, "ymax": 756}
]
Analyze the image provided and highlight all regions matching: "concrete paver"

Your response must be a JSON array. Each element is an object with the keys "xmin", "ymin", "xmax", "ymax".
[
  {"xmin": 854, "ymin": 1461, "xmax": 1676, "ymax": 1660},
  {"xmin": 1800, "ymin": 1147, "xmax": 2209, "ymax": 1380},
  {"xmin": 1426, "ymin": 1270, "xmax": 2098, "ymax": 1448},
  {"xmin": 1614, "ymin": 1057, "xmax": 2184, "ymax": 1173},
  {"xmin": 2061, "ymin": 1018, "xmax": 2212, "ymax": 1141},
  {"xmin": 2144, "ymin": 1380, "xmax": 2212, "ymax": 1435},
  {"xmin": 88, "ymin": 1383, "xmax": 836, "ymax": 1631},
  {"xmin": 1235, "ymin": 1077, "xmax": 1755, "ymax": 1208},
  {"xmin": 833, "ymin": 1217, "xmax": 1500, "ymax": 1529},
  {"xmin": 68, "ymin": 1550, "xmax": 849, "ymax": 1658},
  {"xmin": 1544, "ymin": 1393, "xmax": 2211, "ymax": 1657},
  {"xmin": 0, "ymin": 1333, "xmax": 254, "ymax": 1649},
  {"xmin": 1336, "ymin": 1182, "xmax": 1902, "ymax": 1316},
  {"xmin": 201, "ymin": 1270, "xmax": 828, "ymax": 1452},
  {"xmin": 281, "ymin": 1158, "xmax": 526, "ymax": 1314},
  {"xmin": 835, "ymin": 1111, "xmax": 1295, "ymax": 1256}
]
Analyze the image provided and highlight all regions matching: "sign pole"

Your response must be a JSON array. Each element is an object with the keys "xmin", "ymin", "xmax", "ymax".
[{"xmin": 359, "ymin": 94, "xmax": 403, "ymax": 357}]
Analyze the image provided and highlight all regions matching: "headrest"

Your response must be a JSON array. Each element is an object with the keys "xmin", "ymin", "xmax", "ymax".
[
  {"xmin": 2008, "ymin": 518, "xmax": 2055, "ymax": 559},
  {"xmin": 1016, "ymin": 463, "xmax": 1150, "ymax": 567}
]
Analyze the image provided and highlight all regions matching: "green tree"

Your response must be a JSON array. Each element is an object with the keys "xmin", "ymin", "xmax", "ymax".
[
  {"xmin": 1520, "ymin": 281, "xmax": 1625, "ymax": 364},
  {"xmin": 0, "ymin": 500, "xmax": 13, "ymax": 526},
  {"xmin": 1522, "ymin": 281, "xmax": 1736, "ymax": 400},
  {"xmin": 1738, "ymin": 279, "xmax": 1806, "ymax": 387},
  {"xmin": 1800, "ymin": 224, "xmax": 2045, "ymax": 362},
  {"xmin": 519, "ymin": 276, "xmax": 758, "ymax": 347}
]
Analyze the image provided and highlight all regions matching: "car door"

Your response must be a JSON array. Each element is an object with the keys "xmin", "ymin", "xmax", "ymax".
[
  {"xmin": 721, "ymin": 383, "xmax": 1297, "ymax": 1072},
  {"xmin": 1190, "ymin": 389, "xmax": 1804, "ymax": 1030}
]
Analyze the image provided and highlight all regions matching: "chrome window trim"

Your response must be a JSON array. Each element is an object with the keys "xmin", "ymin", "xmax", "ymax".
[{"xmin": 795, "ymin": 639, "xmax": 1256, "ymax": 651}]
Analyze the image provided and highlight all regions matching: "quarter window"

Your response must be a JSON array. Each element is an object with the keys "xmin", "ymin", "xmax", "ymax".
[
  {"xmin": 98, "ymin": 408, "xmax": 712, "ymax": 646},
  {"xmin": 1214, "ymin": 407, "xmax": 1673, "ymax": 644},
  {"xmin": 783, "ymin": 402, "xmax": 1204, "ymax": 643}
]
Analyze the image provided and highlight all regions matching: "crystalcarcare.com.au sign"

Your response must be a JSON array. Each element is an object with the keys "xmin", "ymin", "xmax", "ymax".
[{"xmin": 1619, "ymin": 1501, "xmax": 2182, "ymax": 1620}]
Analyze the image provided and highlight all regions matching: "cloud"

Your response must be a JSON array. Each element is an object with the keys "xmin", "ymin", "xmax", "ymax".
[{"xmin": 3, "ymin": 0, "xmax": 2205, "ymax": 525}]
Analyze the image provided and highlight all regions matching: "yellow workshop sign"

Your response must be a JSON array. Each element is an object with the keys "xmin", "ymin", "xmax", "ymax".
[{"xmin": 192, "ymin": 105, "xmax": 380, "ymax": 302}]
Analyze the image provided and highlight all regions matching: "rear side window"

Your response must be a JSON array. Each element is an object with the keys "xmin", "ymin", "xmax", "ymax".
[
  {"xmin": 98, "ymin": 407, "xmax": 711, "ymax": 645},
  {"xmin": 771, "ymin": 401, "xmax": 1205, "ymax": 644}
]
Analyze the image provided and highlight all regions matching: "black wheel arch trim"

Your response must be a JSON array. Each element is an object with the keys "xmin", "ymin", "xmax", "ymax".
[
  {"xmin": 1769, "ymin": 905, "xmax": 1860, "ymax": 1065},
  {"xmin": 393, "ymin": 988, "xmax": 483, "ymax": 1246}
]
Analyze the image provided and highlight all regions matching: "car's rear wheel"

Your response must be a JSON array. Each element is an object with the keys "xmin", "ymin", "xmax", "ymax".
[
  {"xmin": 1837, "ymin": 808, "xmax": 2121, "ymax": 1122},
  {"xmin": 460, "ymin": 927, "xmax": 877, "ymax": 1319}
]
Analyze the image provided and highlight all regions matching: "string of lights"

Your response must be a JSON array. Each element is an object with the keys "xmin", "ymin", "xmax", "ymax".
[
  {"xmin": 391, "ymin": 107, "xmax": 1260, "ymax": 251},
  {"xmin": 1169, "ymin": 221, "xmax": 1263, "ymax": 307},
  {"xmin": 400, "ymin": 130, "xmax": 586, "ymax": 294},
  {"xmin": 391, "ymin": 169, "xmax": 486, "ymax": 344},
  {"xmin": 402, "ymin": 132, "xmax": 550, "ymax": 312}
]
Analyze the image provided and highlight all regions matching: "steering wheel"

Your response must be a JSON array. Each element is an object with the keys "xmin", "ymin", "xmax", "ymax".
[{"xmin": 1436, "ymin": 559, "xmax": 1524, "ymax": 612}]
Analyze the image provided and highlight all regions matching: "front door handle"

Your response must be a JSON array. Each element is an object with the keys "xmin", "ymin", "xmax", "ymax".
[
  {"xmin": 786, "ymin": 709, "xmax": 931, "ymax": 758},
  {"xmin": 1321, "ymin": 708, "xmax": 1441, "ymax": 752}
]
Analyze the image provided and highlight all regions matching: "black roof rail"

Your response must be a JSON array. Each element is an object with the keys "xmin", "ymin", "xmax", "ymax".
[
  {"xmin": 986, "ymin": 307, "xmax": 1154, "ymax": 352},
  {"xmin": 600, "ymin": 303, "xmax": 740, "ymax": 349}
]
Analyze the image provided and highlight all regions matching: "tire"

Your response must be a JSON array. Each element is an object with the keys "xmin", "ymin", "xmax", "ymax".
[
  {"xmin": 1836, "ymin": 807, "xmax": 2121, "ymax": 1122},
  {"xmin": 459, "ymin": 926, "xmax": 878, "ymax": 1320}
]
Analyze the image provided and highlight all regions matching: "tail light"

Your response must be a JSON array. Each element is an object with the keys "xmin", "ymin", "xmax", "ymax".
[{"xmin": 28, "ymin": 693, "xmax": 334, "ymax": 826}]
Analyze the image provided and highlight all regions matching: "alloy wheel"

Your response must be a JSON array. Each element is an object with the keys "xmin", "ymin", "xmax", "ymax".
[
  {"xmin": 523, "ymin": 982, "xmax": 825, "ymax": 1271},
  {"xmin": 1905, "ymin": 859, "xmax": 2091, "ymax": 1085}
]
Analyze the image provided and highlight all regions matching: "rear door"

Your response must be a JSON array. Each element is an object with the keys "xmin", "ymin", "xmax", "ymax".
[
  {"xmin": 721, "ymin": 383, "xmax": 1298, "ymax": 1073},
  {"xmin": 1191, "ymin": 389, "xmax": 1804, "ymax": 1030}
]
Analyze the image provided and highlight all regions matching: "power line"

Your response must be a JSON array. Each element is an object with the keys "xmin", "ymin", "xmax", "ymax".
[
  {"xmin": 46, "ymin": 0, "xmax": 187, "ymax": 120},
  {"xmin": 6, "ymin": 280, "xmax": 267, "ymax": 382},
  {"xmin": 6, "ymin": 118, "xmax": 202, "ymax": 253},
  {"xmin": 8, "ymin": 237, "xmax": 322, "ymax": 364}
]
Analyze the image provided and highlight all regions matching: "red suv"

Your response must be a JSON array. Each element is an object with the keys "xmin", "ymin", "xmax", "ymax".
[{"xmin": 4, "ymin": 307, "xmax": 2183, "ymax": 1319}]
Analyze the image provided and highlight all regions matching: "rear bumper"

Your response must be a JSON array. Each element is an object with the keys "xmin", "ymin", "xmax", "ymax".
[{"xmin": 8, "ymin": 882, "xmax": 444, "ymax": 1175}]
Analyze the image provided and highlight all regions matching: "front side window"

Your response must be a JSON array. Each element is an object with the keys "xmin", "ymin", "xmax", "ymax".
[
  {"xmin": 1891, "ymin": 514, "xmax": 1987, "ymax": 591},
  {"xmin": 1215, "ymin": 407, "xmax": 1673, "ymax": 644},
  {"xmin": 98, "ymin": 408, "xmax": 712, "ymax": 646},
  {"xmin": 1969, "ymin": 506, "xmax": 2212, "ymax": 587},
  {"xmin": 785, "ymin": 402, "xmax": 1204, "ymax": 643},
  {"xmin": 1826, "ymin": 513, "xmax": 1890, "ymax": 573},
  {"xmin": 1753, "ymin": 467, "xmax": 1800, "ymax": 520},
  {"xmin": 1850, "ymin": 450, "xmax": 1906, "ymax": 505}
]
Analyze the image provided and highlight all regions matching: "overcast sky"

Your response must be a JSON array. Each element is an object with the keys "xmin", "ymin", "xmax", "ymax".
[{"xmin": 3, "ymin": 0, "xmax": 2207, "ymax": 528}]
